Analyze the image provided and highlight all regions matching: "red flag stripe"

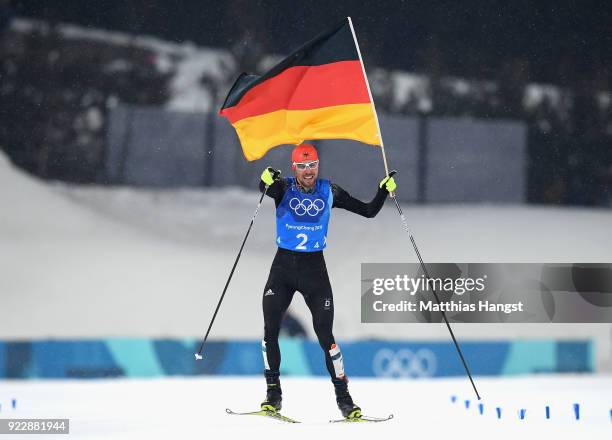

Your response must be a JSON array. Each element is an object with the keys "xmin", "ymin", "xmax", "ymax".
[{"xmin": 220, "ymin": 60, "xmax": 370, "ymax": 124}]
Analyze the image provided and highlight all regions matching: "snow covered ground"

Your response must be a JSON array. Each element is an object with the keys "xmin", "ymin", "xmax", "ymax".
[{"xmin": 0, "ymin": 375, "xmax": 610, "ymax": 439}]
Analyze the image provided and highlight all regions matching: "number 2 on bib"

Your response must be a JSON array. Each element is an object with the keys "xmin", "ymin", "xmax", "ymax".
[{"xmin": 296, "ymin": 233, "xmax": 308, "ymax": 250}]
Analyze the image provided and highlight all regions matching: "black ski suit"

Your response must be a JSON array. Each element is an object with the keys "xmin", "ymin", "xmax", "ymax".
[{"xmin": 259, "ymin": 178, "xmax": 387, "ymax": 386}]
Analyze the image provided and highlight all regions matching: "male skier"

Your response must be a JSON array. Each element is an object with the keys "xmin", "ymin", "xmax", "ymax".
[{"xmin": 258, "ymin": 143, "xmax": 397, "ymax": 419}]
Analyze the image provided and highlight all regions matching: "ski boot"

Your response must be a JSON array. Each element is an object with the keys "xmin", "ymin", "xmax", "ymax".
[
  {"xmin": 261, "ymin": 371, "xmax": 282, "ymax": 413},
  {"xmin": 334, "ymin": 377, "xmax": 361, "ymax": 420}
]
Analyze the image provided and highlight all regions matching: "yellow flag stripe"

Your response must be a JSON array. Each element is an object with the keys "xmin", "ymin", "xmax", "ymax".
[{"xmin": 231, "ymin": 103, "xmax": 381, "ymax": 161}]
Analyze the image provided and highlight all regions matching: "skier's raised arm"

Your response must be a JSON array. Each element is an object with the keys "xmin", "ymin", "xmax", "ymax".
[{"xmin": 331, "ymin": 174, "xmax": 396, "ymax": 218}]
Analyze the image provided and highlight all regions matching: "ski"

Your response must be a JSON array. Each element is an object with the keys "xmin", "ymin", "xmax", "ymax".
[
  {"xmin": 329, "ymin": 414, "xmax": 394, "ymax": 423},
  {"xmin": 226, "ymin": 407, "xmax": 391, "ymax": 424},
  {"xmin": 225, "ymin": 408, "xmax": 300, "ymax": 424}
]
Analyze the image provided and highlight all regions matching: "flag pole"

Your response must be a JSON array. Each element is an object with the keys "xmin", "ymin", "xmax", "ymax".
[
  {"xmin": 347, "ymin": 17, "xmax": 390, "ymax": 176},
  {"xmin": 347, "ymin": 16, "xmax": 481, "ymax": 400}
]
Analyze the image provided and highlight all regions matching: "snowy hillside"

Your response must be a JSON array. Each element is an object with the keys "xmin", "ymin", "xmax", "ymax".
[
  {"xmin": 1, "ymin": 151, "xmax": 611, "ymax": 367},
  {"xmin": 11, "ymin": 17, "xmax": 593, "ymax": 115}
]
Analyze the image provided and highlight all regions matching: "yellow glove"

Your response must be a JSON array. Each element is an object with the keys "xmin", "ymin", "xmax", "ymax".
[
  {"xmin": 261, "ymin": 167, "xmax": 281, "ymax": 186},
  {"xmin": 379, "ymin": 172, "xmax": 397, "ymax": 193}
]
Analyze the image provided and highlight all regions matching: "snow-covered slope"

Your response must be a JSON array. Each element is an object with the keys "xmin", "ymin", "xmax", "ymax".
[
  {"xmin": 2, "ymin": 376, "xmax": 611, "ymax": 439},
  {"xmin": 1, "ymin": 151, "xmax": 611, "ymax": 367},
  {"xmin": 0, "ymin": 152, "xmax": 217, "ymax": 340}
]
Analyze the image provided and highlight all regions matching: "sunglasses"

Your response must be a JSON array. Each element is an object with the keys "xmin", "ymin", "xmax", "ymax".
[{"xmin": 294, "ymin": 160, "xmax": 319, "ymax": 170}]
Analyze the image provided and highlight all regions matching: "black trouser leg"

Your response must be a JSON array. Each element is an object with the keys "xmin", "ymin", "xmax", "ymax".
[
  {"xmin": 262, "ymin": 266, "xmax": 294, "ymax": 376},
  {"xmin": 299, "ymin": 266, "xmax": 343, "ymax": 382}
]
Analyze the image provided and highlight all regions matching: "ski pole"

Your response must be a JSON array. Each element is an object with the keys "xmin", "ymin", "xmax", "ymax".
[
  {"xmin": 195, "ymin": 185, "xmax": 269, "ymax": 360},
  {"xmin": 349, "ymin": 16, "xmax": 480, "ymax": 399},
  {"xmin": 390, "ymin": 192, "xmax": 481, "ymax": 400}
]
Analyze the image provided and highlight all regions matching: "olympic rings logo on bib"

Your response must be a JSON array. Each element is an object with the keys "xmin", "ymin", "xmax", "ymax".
[{"xmin": 289, "ymin": 198, "xmax": 325, "ymax": 216}]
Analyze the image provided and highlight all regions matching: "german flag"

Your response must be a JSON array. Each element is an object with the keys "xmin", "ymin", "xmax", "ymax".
[{"xmin": 219, "ymin": 18, "xmax": 380, "ymax": 161}]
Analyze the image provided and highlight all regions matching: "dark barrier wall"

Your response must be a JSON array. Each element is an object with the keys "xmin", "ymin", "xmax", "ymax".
[
  {"xmin": 106, "ymin": 106, "xmax": 526, "ymax": 203},
  {"xmin": 427, "ymin": 118, "xmax": 526, "ymax": 203},
  {"xmin": 106, "ymin": 106, "xmax": 209, "ymax": 186}
]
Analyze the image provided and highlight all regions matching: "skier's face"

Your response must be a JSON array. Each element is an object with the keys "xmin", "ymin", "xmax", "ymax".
[{"xmin": 294, "ymin": 160, "xmax": 319, "ymax": 189}]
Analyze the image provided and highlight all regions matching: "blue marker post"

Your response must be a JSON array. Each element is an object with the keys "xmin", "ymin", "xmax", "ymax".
[
  {"xmin": 496, "ymin": 407, "xmax": 502, "ymax": 419},
  {"xmin": 519, "ymin": 409, "xmax": 526, "ymax": 420},
  {"xmin": 11, "ymin": 399, "xmax": 16, "ymax": 410},
  {"xmin": 545, "ymin": 406, "xmax": 550, "ymax": 419},
  {"xmin": 450, "ymin": 395, "xmax": 457, "ymax": 403},
  {"xmin": 573, "ymin": 403, "xmax": 580, "ymax": 421},
  {"xmin": 478, "ymin": 403, "xmax": 484, "ymax": 415},
  {"xmin": 464, "ymin": 400, "xmax": 470, "ymax": 410}
]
